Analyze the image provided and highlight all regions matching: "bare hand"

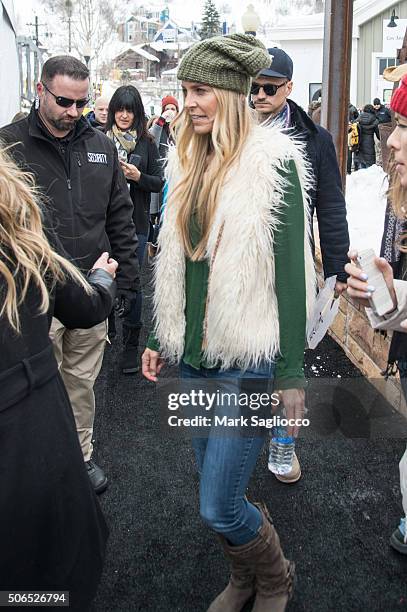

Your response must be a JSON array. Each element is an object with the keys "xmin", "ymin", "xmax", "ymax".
[
  {"xmin": 91, "ymin": 252, "xmax": 118, "ymax": 278},
  {"xmin": 141, "ymin": 348, "xmax": 164, "ymax": 382},
  {"xmin": 345, "ymin": 249, "xmax": 396, "ymax": 309},
  {"xmin": 120, "ymin": 160, "xmax": 141, "ymax": 182},
  {"xmin": 279, "ymin": 388, "xmax": 306, "ymax": 438}
]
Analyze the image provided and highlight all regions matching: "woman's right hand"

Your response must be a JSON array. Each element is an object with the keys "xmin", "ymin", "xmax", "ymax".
[
  {"xmin": 162, "ymin": 109, "xmax": 176, "ymax": 123},
  {"xmin": 345, "ymin": 249, "xmax": 396, "ymax": 308},
  {"xmin": 142, "ymin": 348, "xmax": 164, "ymax": 382},
  {"xmin": 91, "ymin": 252, "xmax": 118, "ymax": 278}
]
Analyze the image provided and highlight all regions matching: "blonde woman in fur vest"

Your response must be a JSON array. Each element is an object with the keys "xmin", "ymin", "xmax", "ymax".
[{"xmin": 142, "ymin": 35, "xmax": 316, "ymax": 612}]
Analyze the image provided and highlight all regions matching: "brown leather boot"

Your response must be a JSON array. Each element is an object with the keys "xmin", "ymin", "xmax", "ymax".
[
  {"xmin": 206, "ymin": 535, "xmax": 255, "ymax": 612},
  {"xmin": 207, "ymin": 503, "xmax": 294, "ymax": 612},
  {"xmin": 251, "ymin": 503, "xmax": 295, "ymax": 612}
]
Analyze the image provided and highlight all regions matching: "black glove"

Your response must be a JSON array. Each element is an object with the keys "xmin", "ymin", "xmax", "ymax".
[{"xmin": 115, "ymin": 289, "xmax": 137, "ymax": 318}]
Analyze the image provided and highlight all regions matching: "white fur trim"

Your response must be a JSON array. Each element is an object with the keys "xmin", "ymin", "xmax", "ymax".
[{"xmin": 154, "ymin": 124, "xmax": 316, "ymax": 368}]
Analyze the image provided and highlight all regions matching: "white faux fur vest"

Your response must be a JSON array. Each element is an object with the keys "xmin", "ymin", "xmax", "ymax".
[{"xmin": 153, "ymin": 124, "xmax": 316, "ymax": 370}]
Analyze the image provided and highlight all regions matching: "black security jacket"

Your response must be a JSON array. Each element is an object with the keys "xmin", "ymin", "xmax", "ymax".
[
  {"xmin": 288, "ymin": 99, "xmax": 350, "ymax": 282},
  {"xmin": 0, "ymin": 108, "xmax": 139, "ymax": 291}
]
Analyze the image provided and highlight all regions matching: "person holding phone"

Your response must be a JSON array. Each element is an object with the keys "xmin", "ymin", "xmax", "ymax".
[
  {"xmin": 106, "ymin": 86, "xmax": 164, "ymax": 373},
  {"xmin": 142, "ymin": 34, "xmax": 316, "ymax": 611},
  {"xmin": 345, "ymin": 74, "xmax": 407, "ymax": 555}
]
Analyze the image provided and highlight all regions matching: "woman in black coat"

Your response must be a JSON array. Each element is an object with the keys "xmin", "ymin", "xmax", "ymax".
[
  {"xmin": 355, "ymin": 104, "xmax": 380, "ymax": 168},
  {"xmin": 105, "ymin": 86, "xmax": 164, "ymax": 374},
  {"xmin": 0, "ymin": 149, "xmax": 117, "ymax": 610}
]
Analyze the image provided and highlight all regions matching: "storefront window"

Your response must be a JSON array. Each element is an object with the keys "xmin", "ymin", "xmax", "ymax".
[{"xmin": 379, "ymin": 57, "xmax": 397, "ymax": 75}]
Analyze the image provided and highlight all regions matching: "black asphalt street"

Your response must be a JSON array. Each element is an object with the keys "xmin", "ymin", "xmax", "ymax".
[{"xmin": 92, "ymin": 269, "xmax": 407, "ymax": 612}]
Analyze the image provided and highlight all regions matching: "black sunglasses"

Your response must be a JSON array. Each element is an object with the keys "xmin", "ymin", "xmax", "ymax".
[
  {"xmin": 250, "ymin": 82, "xmax": 288, "ymax": 97},
  {"xmin": 41, "ymin": 82, "xmax": 89, "ymax": 109}
]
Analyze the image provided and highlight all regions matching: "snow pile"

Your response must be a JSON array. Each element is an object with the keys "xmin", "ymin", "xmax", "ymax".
[{"xmin": 345, "ymin": 165, "xmax": 388, "ymax": 253}]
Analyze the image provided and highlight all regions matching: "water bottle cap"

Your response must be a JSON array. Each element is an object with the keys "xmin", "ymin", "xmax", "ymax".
[{"xmin": 272, "ymin": 436, "xmax": 294, "ymax": 444}]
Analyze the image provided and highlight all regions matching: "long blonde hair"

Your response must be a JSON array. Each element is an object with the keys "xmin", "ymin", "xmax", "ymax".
[
  {"xmin": 387, "ymin": 151, "xmax": 407, "ymax": 253},
  {"xmin": 170, "ymin": 88, "xmax": 252, "ymax": 260},
  {"xmin": 0, "ymin": 146, "xmax": 91, "ymax": 332}
]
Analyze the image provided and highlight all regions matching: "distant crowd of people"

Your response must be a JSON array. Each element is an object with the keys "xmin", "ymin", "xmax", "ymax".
[
  {"xmin": 1, "ymin": 37, "xmax": 406, "ymax": 612},
  {"xmin": 307, "ymin": 94, "xmax": 392, "ymax": 173}
]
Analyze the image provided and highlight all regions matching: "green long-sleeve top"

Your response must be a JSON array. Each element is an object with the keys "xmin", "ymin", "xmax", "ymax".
[{"xmin": 147, "ymin": 159, "xmax": 307, "ymax": 389}]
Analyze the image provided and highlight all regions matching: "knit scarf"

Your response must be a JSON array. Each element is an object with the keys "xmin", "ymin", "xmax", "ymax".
[
  {"xmin": 259, "ymin": 102, "xmax": 291, "ymax": 130},
  {"xmin": 111, "ymin": 124, "xmax": 138, "ymax": 153}
]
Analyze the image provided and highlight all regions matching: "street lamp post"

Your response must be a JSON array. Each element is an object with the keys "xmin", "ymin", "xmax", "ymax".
[
  {"xmin": 241, "ymin": 4, "xmax": 261, "ymax": 36},
  {"xmin": 83, "ymin": 45, "xmax": 91, "ymax": 68},
  {"xmin": 65, "ymin": 0, "xmax": 73, "ymax": 53}
]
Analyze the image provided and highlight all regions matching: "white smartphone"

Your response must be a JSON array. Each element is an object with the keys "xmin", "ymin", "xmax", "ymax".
[
  {"xmin": 118, "ymin": 149, "xmax": 127, "ymax": 163},
  {"xmin": 356, "ymin": 249, "xmax": 394, "ymax": 316}
]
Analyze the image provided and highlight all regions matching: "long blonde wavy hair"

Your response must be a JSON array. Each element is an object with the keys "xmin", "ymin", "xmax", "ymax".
[
  {"xmin": 387, "ymin": 149, "xmax": 407, "ymax": 254},
  {"xmin": 0, "ymin": 146, "xmax": 91, "ymax": 332},
  {"xmin": 170, "ymin": 87, "xmax": 252, "ymax": 260}
]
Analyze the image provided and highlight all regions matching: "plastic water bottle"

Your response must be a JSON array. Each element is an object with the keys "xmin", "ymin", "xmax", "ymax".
[{"xmin": 268, "ymin": 426, "xmax": 295, "ymax": 475}]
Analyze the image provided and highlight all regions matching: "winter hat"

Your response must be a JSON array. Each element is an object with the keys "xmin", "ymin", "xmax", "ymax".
[
  {"xmin": 177, "ymin": 33, "xmax": 271, "ymax": 95},
  {"xmin": 373, "ymin": 97, "xmax": 381, "ymax": 105},
  {"xmin": 259, "ymin": 47, "xmax": 293, "ymax": 80},
  {"xmin": 161, "ymin": 95, "xmax": 179, "ymax": 112},
  {"xmin": 390, "ymin": 75, "xmax": 407, "ymax": 117},
  {"xmin": 383, "ymin": 63, "xmax": 407, "ymax": 83}
]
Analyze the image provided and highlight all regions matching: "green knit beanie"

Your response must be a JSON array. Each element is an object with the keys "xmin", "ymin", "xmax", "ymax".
[{"xmin": 177, "ymin": 34, "xmax": 271, "ymax": 95}]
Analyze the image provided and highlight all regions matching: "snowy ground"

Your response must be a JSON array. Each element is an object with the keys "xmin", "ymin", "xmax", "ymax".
[{"xmin": 346, "ymin": 165, "xmax": 388, "ymax": 254}]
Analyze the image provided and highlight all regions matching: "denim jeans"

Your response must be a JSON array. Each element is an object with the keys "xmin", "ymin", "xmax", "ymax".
[
  {"xmin": 126, "ymin": 233, "xmax": 148, "ymax": 328},
  {"xmin": 180, "ymin": 360, "xmax": 275, "ymax": 545},
  {"xmin": 397, "ymin": 359, "xmax": 407, "ymax": 522}
]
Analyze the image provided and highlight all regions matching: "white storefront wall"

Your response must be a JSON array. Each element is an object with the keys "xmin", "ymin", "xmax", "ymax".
[
  {"xmin": 264, "ymin": 0, "xmax": 403, "ymax": 112},
  {"xmin": 371, "ymin": 19, "xmax": 407, "ymax": 104},
  {"xmin": 264, "ymin": 15, "xmax": 324, "ymax": 111},
  {"xmin": 278, "ymin": 38, "xmax": 324, "ymax": 109}
]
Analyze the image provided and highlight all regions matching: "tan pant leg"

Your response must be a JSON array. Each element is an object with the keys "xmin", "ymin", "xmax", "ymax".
[
  {"xmin": 55, "ymin": 320, "xmax": 108, "ymax": 461},
  {"xmin": 49, "ymin": 317, "xmax": 66, "ymax": 368}
]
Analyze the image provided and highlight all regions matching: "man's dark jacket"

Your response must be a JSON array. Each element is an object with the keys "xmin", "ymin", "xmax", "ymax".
[
  {"xmin": 375, "ymin": 104, "xmax": 391, "ymax": 125},
  {"xmin": 0, "ymin": 108, "xmax": 139, "ymax": 291},
  {"xmin": 85, "ymin": 110, "xmax": 103, "ymax": 129},
  {"xmin": 288, "ymin": 99, "xmax": 350, "ymax": 282}
]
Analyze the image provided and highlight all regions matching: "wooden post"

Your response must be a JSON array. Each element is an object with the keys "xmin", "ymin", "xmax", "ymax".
[
  {"xmin": 321, "ymin": 0, "xmax": 354, "ymax": 188},
  {"xmin": 397, "ymin": 27, "xmax": 407, "ymax": 64}
]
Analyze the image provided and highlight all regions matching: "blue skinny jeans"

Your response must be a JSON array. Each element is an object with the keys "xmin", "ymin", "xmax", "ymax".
[{"xmin": 180, "ymin": 360, "xmax": 275, "ymax": 545}]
